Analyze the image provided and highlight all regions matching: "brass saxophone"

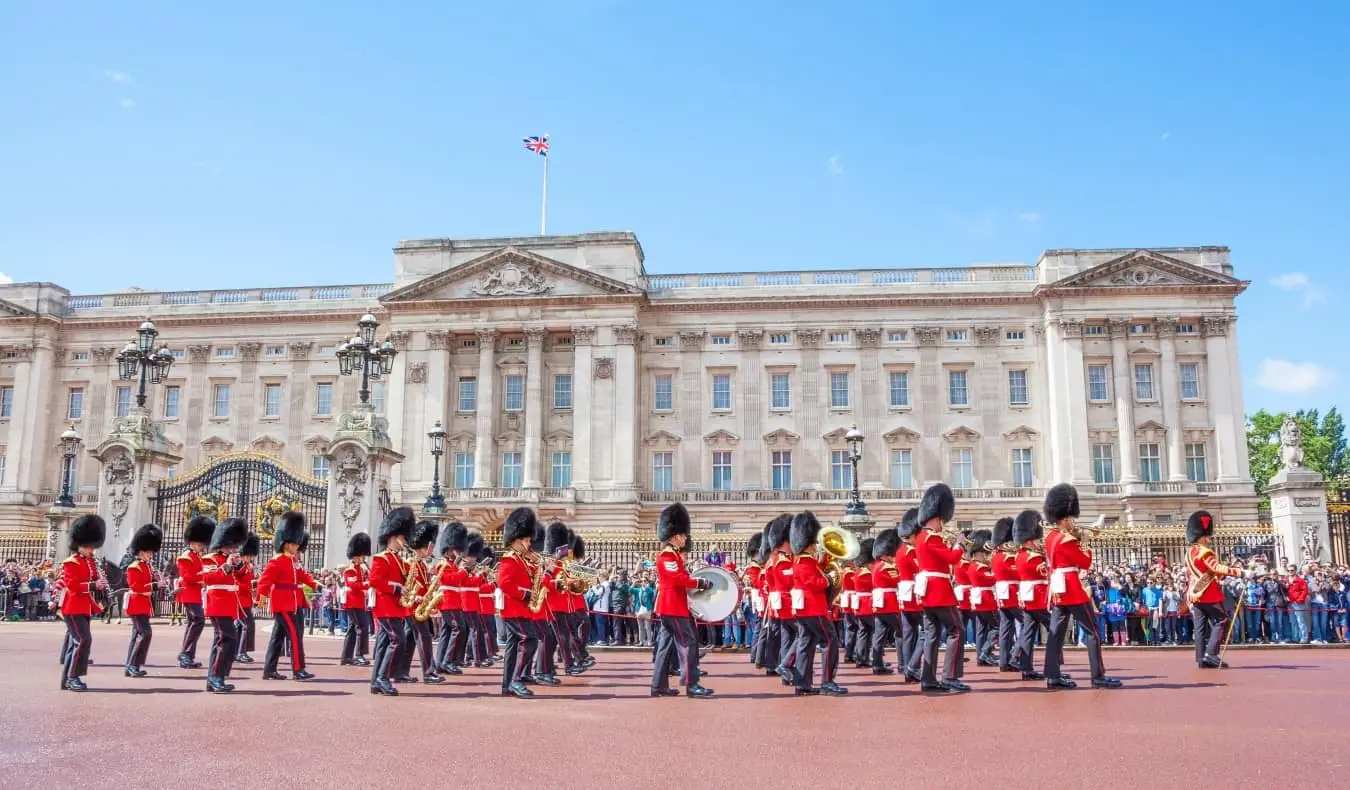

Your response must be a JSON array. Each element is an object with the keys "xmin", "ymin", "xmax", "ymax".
[
  {"xmin": 527, "ymin": 554, "xmax": 549, "ymax": 614},
  {"xmin": 414, "ymin": 559, "xmax": 448, "ymax": 622},
  {"xmin": 397, "ymin": 551, "xmax": 419, "ymax": 610}
]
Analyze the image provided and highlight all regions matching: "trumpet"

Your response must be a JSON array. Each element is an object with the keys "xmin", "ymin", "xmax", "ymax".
[
  {"xmin": 1069, "ymin": 515, "xmax": 1107, "ymax": 540},
  {"xmin": 940, "ymin": 527, "xmax": 974, "ymax": 548}
]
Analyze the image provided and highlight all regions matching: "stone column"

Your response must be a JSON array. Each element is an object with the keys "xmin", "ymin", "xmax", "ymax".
[
  {"xmin": 472, "ymin": 328, "xmax": 497, "ymax": 488},
  {"xmin": 285, "ymin": 342, "xmax": 314, "ymax": 464},
  {"xmin": 182, "ymin": 345, "xmax": 211, "ymax": 469},
  {"xmin": 797, "ymin": 329, "xmax": 824, "ymax": 486},
  {"xmin": 234, "ymin": 342, "xmax": 262, "ymax": 448},
  {"xmin": 1203, "ymin": 316, "xmax": 1241, "ymax": 482},
  {"xmin": 413, "ymin": 330, "xmax": 451, "ymax": 493},
  {"xmin": 1156, "ymin": 317, "xmax": 1187, "ymax": 482},
  {"xmin": 1108, "ymin": 318, "xmax": 1138, "ymax": 486},
  {"xmin": 914, "ymin": 327, "xmax": 942, "ymax": 484},
  {"xmin": 323, "ymin": 406, "xmax": 404, "ymax": 569},
  {"xmin": 678, "ymin": 331, "xmax": 705, "ymax": 486},
  {"xmin": 46, "ymin": 505, "xmax": 78, "ymax": 563},
  {"xmin": 1045, "ymin": 319, "xmax": 1091, "ymax": 485},
  {"xmin": 1267, "ymin": 460, "xmax": 1329, "ymax": 566},
  {"xmin": 1227, "ymin": 318, "xmax": 1253, "ymax": 482},
  {"xmin": 522, "ymin": 327, "xmax": 546, "ymax": 489},
  {"xmin": 974, "ymin": 326, "xmax": 1003, "ymax": 487},
  {"xmin": 571, "ymin": 326, "xmax": 595, "ymax": 491},
  {"xmin": 2, "ymin": 343, "xmax": 54, "ymax": 493},
  {"xmin": 613, "ymin": 324, "xmax": 640, "ymax": 494},
  {"xmin": 738, "ymin": 329, "xmax": 765, "ymax": 487},
  {"xmin": 856, "ymin": 328, "xmax": 885, "ymax": 486}
]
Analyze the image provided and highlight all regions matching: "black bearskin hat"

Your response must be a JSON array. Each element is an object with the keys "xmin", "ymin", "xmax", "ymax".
[
  {"xmin": 67, "ymin": 514, "xmax": 106, "ymax": 552},
  {"xmin": 436, "ymin": 522, "xmax": 469, "ymax": 556},
  {"xmin": 478, "ymin": 544, "xmax": 497, "ymax": 565},
  {"xmin": 992, "ymin": 517, "xmax": 1015, "ymax": 549},
  {"xmin": 918, "ymin": 483, "xmax": 956, "ymax": 526},
  {"xmin": 273, "ymin": 510, "xmax": 307, "ymax": 553},
  {"xmin": 240, "ymin": 534, "xmax": 260, "ymax": 558},
  {"xmin": 347, "ymin": 532, "xmax": 372, "ymax": 559},
  {"xmin": 1043, "ymin": 483, "xmax": 1080, "ymax": 524},
  {"xmin": 185, "ymin": 515, "xmax": 216, "ymax": 546},
  {"xmin": 379, "ymin": 506, "xmax": 416, "ymax": 548},
  {"xmin": 210, "ymin": 517, "xmax": 249, "ymax": 551},
  {"xmin": 545, "ymin": 521, "xmax": 572, "ymax": 555},
  {"xmin": 411, "ymin": 520, "xmax": 439, "ymax": 551},
  {"xmin": 766, "ymin": 513, "xmax": 792, "ymax": 550},
  {"xmin": 1012, "ymin": 510, "xmax": 1043, "ymax": 545},
  {"xmin": 873, "ymin": 528, "xmax": 901, "ymax": 560},
  {"xmin": 503, "ymin": 507, "xmax": 537, "ymax": 545},
  {"xmin": 530, "ymin": 520, "xmax": 545, "ymax": 552},
  {"xmin": 464, "ymin": 534, "xmax": 485, "ymax": 562},
  {"xmin": 897, "ymin": 507, "xmax": 921, "ymax": 539},
  {"xmin": 658, "ymin": 502, "xmax": 691, "ymax": 543},
  {"xmin": 746, "ymin": 533, "xmax": 763, "ymax": 565},
  {"xmin": 129, "ymin": 523, "xmax": 162, "ymax": 554},
  {"xmin": 966, "ymin": 529, "xmax": 992, "ymax": 557},
  {"xmin": 858, "ymin": 537, "xmax": 875, "ymax": 566},
  {"xmin": 571, "ymin": 533, "xmax": 587, "ymax": 561},
  {"xmin": 1187, "ymin": 510, "xmax": 1216, "ymax": 543},
  {"xmin": 789, "ymin": 511, "xmax": 822, "ymax": 555}
]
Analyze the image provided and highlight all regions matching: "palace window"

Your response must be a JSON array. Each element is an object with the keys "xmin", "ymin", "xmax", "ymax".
[
  {"xmin": 889, "ymin": 371, "xmax": 910, "ymax": 407},
  {"xmin": 1008, "ymin": 369, "xmax": 1029, "ymax": 406},
  {"xmin": 316, "ymin": 382, "xmax": 333, "ymax": 416},
  {"xmin": 311, "ymin": 456, "xmax": 330, "ymax": 480},
  {"xmin": 263, "ymin": 383, "xmax": 281, "ymax": 418},
  {"xmin": 711, "ymin": 334, "xmax": 732, "ymax": 346},
  {"xmin": 504, "ymin": 375, "xmax": 524, "ymax": 411},
  {"xmin": 950, "ymin": 448, "xmax": 974, "ymax": 489},
  {"xmin": 829, "ymin": 372, "xmax": 850, "ymax": 409},
  {"xmin": 770, "ymin": 373, "xmax": 791, "ymax": 410},
  {"xmin": 212, "ymin": 384, "xmax": 230, "ymax": 418},
  {"xmin": 887, "ymin": 330, "xmax": 908, "ymax": 342},
  {"xmin": 889, "ymin": 449, "xmax": 913, "ymax": 489},
  {"xmin": 372, "ymin": 381, "xmax": 386, "ymax": 414},
  {"xmin": 454, "ymin": 453, "xmax": 474, "ymax": 488},
  {"xmin": 711, "ymin": 451, "xmax": 733, "ymax": 490},
  {"xmin": 828, "ymin": 331, "xmax": 850, "ymax": 344},
  {"xmin": 115, "ymin": 386, "xmax": 132, "ymax": 418},
  {"xmin": 457, "ymin": 378, "xmax": 477, "ymax": 413},
  {"xmin": 1092, "ymin": 444, "xmax": 1115, "ymax": 484},
  {"xmin": 1006, "ymin": 329, "xmax": 1026, "ymax": 341},
  {"xmin": 769, "ymin": 333, "xmax": 791, "ymax": 345},
  {"xmin": 948, "ymin": 370, "xmax": 969, "ymax": 406},
  {"xmin": 1185, "ymin": 443, "xmax": 1209, "ymax": 483},
  {"xmin": 653, "ymin": 336, "xmax": 674, "ymax": 348},
  {"xmin": 163, "ymin": 386, "xmax": 180, "ymax": 419},
  {"xmin": 1180, "ymin": 363, "xmax": 1201, "ymax": 400},
  {"xmin": 1133, "ymin": 364, "xmax": 1155, "ymax": 401},
  {"xmin": 553, "ymin": 375, "xmax": 573, "ymax": 409},
  {"xmin": 830, "ymin": 450, "xmax": 852, "ymax": 490},
  {"xmin": 551, "ymin": 452, "xmax": 572, "ymax": 488},
  {"xmin": 654, "ymin": 375, "xmax": 674, "ymax": 411},
  {"xmin": 711, "ymin": 374, "xmax": 732, "ymax": 411},
  {"xmin": 946, "ymin": 329, "xmax": 969, "ymax": 342},
  {"xmin": 1138, "ymin": 443, "xmax": 1162, "ymax": 482},
  {"xmin": 1011, "ymin": 448, "xmax": 1034, "ymax": 487},
  {"xmin": 1087, "ymin": 365, "xmax": 1110, "ymax": 402},
  {"xmin": 652, "ymin": 452, "xmax": 674, "ymax": 491},
  {"xmin": 771, "ymin": 451, "xmax": 792, "ymax": 491},
  {"xmin": 67, "ymin": 388, "xmax": 84, "ymax": 420},
  {"xmin": 501, "ymin": 452, "xmax": 523, "ymax": 488}
]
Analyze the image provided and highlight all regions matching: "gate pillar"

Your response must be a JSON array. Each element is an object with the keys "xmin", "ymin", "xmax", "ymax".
[
  {"xmin": 88, "ymin": 407, "xmax": 181, "ymax": 560},
  {"xmin": 324, "ymin": 404, "xmax": 404, "ymax": 569},
  {"xmin": 1266, "ymin": 416, "xmax": 1329, "ymax": 566}
]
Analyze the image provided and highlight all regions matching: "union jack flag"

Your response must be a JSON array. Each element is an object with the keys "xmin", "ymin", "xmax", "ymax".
[{"xmin": 523, "ymin": 134, "xmax": 549, "ymax": 156}]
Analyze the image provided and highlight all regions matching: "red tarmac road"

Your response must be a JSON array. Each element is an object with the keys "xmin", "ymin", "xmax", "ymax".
[{"xmin": 3, "ymin": 620, "xmax": 1346, "ymax": 789}]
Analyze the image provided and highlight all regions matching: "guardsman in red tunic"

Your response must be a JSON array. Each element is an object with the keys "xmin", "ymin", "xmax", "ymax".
[
  {"xmin": 895, "ymin": 508, "xmax": 924, "ymax": 682},
  {"xmin": 838, "ymin": 559, "xmax": 856, "ymax": 663},
  {"xmin": 392, "ymin": 521, "xmax": 441, "ymax": 684},
  {"xmin": 990, "ymin": 516, "xmax": 1023, "ymax": 673},
  {"xmin": 258, "ymin": 512, "xmax": 319, "ymax": 682},
  {"xmin": 518, "ymin": 520, "xmax": 560, "ymax": 686},
  {"xmin": 1013, "ymin": 509, "xmax": 1051, "ymax": 681},
  {"xmin": 569, "ymin": 534, "xmax": 594, "ymax": 669},
  {"xmin": 744, "ymin": 533, "xmax": 765, "ymax": 668},
  {"xmin": 234, "ymin": 534, "xmax": 259, "ymax": 664},
  {"xmin": 869, "ymin": 529, "xmax": 902, "ymax": 675},
  {"xmin": 851, "ymin": 541, "xmax": 876, "ymax": 669},
  {"xmin": 965, "ymin": 530, "xmax": 999, "ymax": 666},
  {"xmin": 369, "ymin": 508, "xmax": 415, "ymax": 696},
  {"xmin": 754, "ymin": 527, "xmax": 776, "ymax": 674},
  {"xmin": 914, "ymin": 483, "xmax": 969, "ymax": 693},
  {"xmin": 432, "ymin": 522, "xmax": 469, "ymax": 675},
  {"xmin": 1187, "ymin": 510, "xmax": 1241, "ymax": 669},
  {"xmin": 764, "ymin": 514, "xmax": 796, "ymax": 684},
  {"xmin": 202, "ymin": 518, "xmax": 249, "ymax": 693},
  {"xmin": 1043, "ymin": 483, "xmax": 1120, "ymax": 689},
  {"xmin": 477, "ymin": 546, "xmax": 500, "ymax": 663},
  {"xmin": 649, "ymin": 503, "xmax": 714, "ymax": 698},
  {"xmin": 59, "ymin": 514, "xmax": 107, "ymax": 692},
  {"xmin": 176, "ymin": 515, "xmax": 215, "ymax": 669},
  {"xmin": 122, "ymin": 523, "xmax": 163, "ymax": 678},
  {"xmin": 787, "ymin": 511, "xmax": 847, "ymax": 696},
  {"xmin": 537, "ymin": 521, "xmax": 575, "ymax": 682},
  {"xmin": 497, "ymin": 507, "xmax": 544, "ymax": 699},
  {"xmin": 340, "ymin": 532, "xmax": 373, "ymax": 667},
  {"xmin": 954, "ymin": 552, "xmax": 973, "ymax": 658},
  {"xmin": 457, "ymin": 535, "xmax": 490, "ymax": 668}
]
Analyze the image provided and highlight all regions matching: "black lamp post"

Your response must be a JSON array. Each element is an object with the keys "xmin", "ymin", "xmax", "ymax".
[
  {"xmin": 844, "ymin": 424, "xmax": 867, "ymax": 516},
  {"xmin": 425, "ymin": 420, "xmax": 446, "ymax": 513},
  {"xmin": 56, "ymin": 424, "xmax": 83, "ymax": 508},
  {"xmin": 116, "ymin": 319, "xmax": 174, "ymax": 408},
  {"xmin": 335, "ymin": 313, "xmax": 396, "ymax": 405}
]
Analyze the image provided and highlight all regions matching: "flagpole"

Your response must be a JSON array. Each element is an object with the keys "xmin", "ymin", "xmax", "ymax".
[{"xmin": 540, "ymin": 132, "xmax": 550, "ymax": 236}]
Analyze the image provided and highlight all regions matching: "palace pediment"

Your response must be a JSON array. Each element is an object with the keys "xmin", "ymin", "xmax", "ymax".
[
  {"xmin": 1046, "ymin": 250, "xmax": 1242, "ymax": 291},
  {"xmin": 380, "ymin": 246, "xmax": 644, "ymax": 304}
]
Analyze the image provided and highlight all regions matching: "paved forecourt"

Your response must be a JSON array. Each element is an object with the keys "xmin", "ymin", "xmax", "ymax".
[{"xmin": 4, "ymin": 621, "xmax": 1344, "ymax": 789}]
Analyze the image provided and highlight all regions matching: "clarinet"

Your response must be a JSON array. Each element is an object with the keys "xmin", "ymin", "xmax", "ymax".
[{"xmin": 93, "ymin": 556, "xmax": 109, "ymax": 615}]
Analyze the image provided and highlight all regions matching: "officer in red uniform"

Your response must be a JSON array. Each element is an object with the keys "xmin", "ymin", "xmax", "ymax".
[
  {"xmin": 569, "ymin": 534, "xmax": 594, "ymax": 668},
  {"xmin": 914, "ymin": 483, "xmax": 969, "ymax": 693},
  {"xmin": 1013, "ymin": 509, "xmax": 1051, "ymax": 681},
  {"xmin": 539, "ymin": 521, "xmax": 577, "ymax": 681},
  {"xmin": 393, "ymin": 520, "xmax": 441, "ymax": 684},
  {"xmin": 764, "ymin": 514, "xmax": 796, "ymax": 685},
  {"xmin": 176, "ymin": 515, "xmax": 215, "ymax": 669},
  {"xmin": 649, "ymin": 502, "xmax": 714, "ymax": 698},
  {"xmin": 122, "ymin": 523, "xmax": 163, "ymax": 678},
  {"xmin": 457, "ymin": 535, "xmax": 490, "ymax": 668},
  {"xmin": 256, "ymin": 512, "xmax": 318, "ymax": 681},
  {"xmin": 497, "ymin": 507, "xmax": 544, "ymax": 698},
  {"xmin": 59, "ymin": 514, "xmax": 107, "ymax": 692},
  {"xmin": 520, "ymin": 520, "xmax": 560, "ymax": 686},
  {"xmin": 895, "ymin": 507, "xmax": 924, "ymax": 682},
  {"xmin": 744, "ymin": 533, "xmax": 764, "ymax": 667},
  {"xmin": 202, "ymin": 517, "xmax": 249, "ymax": 693},
  {"xmin": 786, "ymin": 511, "xmax": 847, "ymax": 696},
  {"xmin": 369, "ymin": 508, "xmax": 415, "ymax": 696},
  {"xmin": 234, "ymin": 534, "xmax": 259, "ymax": 664},
  {"xmin": 1187, "ymin": 510, "xmax": 1241, "ymax": 669},
  {"xmin": 870, "ymin": 528, "xmax": 902, "ymax": 675},
  {"xmin": 340, "ymin": 532, "xmax": 373, "ymax": 667},
  {"xmin": 990, "ymin": 516, "xmax": 1023, "ymax": 673},
  {"xmin": 851, "ymin": 539, "xmax": 875, "ymax": 670},
  {"xmin": 433, "ymin": 522, "xmax": 469, "ymax": 675},
  {"xmin": 1043, "ymin": 483, "xmax": 1120, "ymax": 689},
  {"xmin": 965, "ymin": 530, "xmax": 999, "ymax": 665},
  {"xmin": 477, "ymin": 545, "xmax": 500, "ymax": 663},
  {"xmin": 838, "ymin": 557, "xmax": 856, "ymax": 663},
  {"xmin": 954, "ymin": 550, "xmax": 973, "ymax": 658}
]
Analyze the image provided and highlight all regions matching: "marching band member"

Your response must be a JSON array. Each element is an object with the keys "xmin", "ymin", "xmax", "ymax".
[
  {"xmin": 477, "ymin": 544, "xmax": 501, "ymax": 664},
  {"xmin": 954, "ymin": 544, "xmax": 973, "ymax": 659},
  {"xmin": 764, "ymin": 514, "xmax": 796, "ymax": 685},
  {"xmin": 965, "ymin": 530, "xmax": 999, "ymax": 666},
  {"xmin": 234, "ymin": 534, "xmax": 259, "ymax": 664},
  {"xmin": 258, "ymin": 512, "xmax": 318, "ymax": 682},
  {"xmin": 990, "ymin": 516, "xmax": 1024, "ymax": 673},
  {"xmin": 498, "ymin": 507, "xmax": 544, "ymax": 699},
  {"xmin": 754, "ymin": 520, "xmax": 779, "ymax": 674},
  {"xmin": 870, "ymin": 528, "xmax": 902, "ymax": 675},
  {"xmin": 539, "ymin": 521, "xmax": 575, "ymax": 681},
  {"xmin": 59, "ymin": 514, "xmax": 107, "ymax": 692},
  {"xmin": 459, "ymin": 535, "xmax": 492, "ymax": 668},
  {"xmin": 1043, "ymin": 483, "xmax": 1121, "ymax": 689},
  {"xmin": 369, "ymin": 507, "xmax": 415, "ymax": 696},
  {"xmin": 433, "ymin": 522, "xmax": 469, "ymax": 675},
  {"xmin": 839, "ymin": 554, "xmax": 857, "ymax": 664},
  {"xmin": 339, "ymin": 532, "xmax": 373, "ymax": 667},
  {"xmin": 521, "ymin": 520, "xmax": 559, "ymax": 686},
  {"xmin": 787, "ymin": 511, "xmax": 847, "ymax": 696},
  {"xmin": 202, "ymin": 517, "xmax": 249, "ymax": 693},
  {"xmin": 569, "ymin": 534, "xmax": 594, "ymax": 669},
  {"xmin": 1013, "ymin": 509, "xmax": 1051, "ymax": 681},
  {"xmin": 895, "ymin": 508, "xmax": 924, "ymax": 683},
  {"xmin": 176, "ymin": 515, "xmax": 215, "ymax": 670},
  {"xmin": 649, "ymin": 502, "xmax": 714, "ymax": 698},
  {"xmin": 395, "ymin": 520, "xmax": 442, "ymax": 684},
  {"xmin": 914, "ymin": 483, "xmax": 969, "ymax": 693},
  {"xmin": 123, "ymin": 523, "xmax": 163, "ymax": 678},
  {"xmin": 745, "ymin": 533, "xmax": 765, "ymax": 668},
  {"xmin": 1187, "ymin": 510, "xmax": 1241, "ymax": 669},
  {"xmin": 852, "ymin": 537, "xmax": 875, "ymax": 670}
]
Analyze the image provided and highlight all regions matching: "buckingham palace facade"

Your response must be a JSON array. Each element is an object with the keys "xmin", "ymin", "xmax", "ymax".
[{"xmin": 0, "ymin": 232, "xmax": 1259, "ymax": 537}]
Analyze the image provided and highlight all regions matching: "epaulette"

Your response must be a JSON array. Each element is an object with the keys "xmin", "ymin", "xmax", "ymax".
[
  {"xmin": 179, "ymin": 550, "xmax": 194, "ymax": 560},
  {"xmin": 62, "ymin": 555, "xmax": 79, "ymax": 565}
]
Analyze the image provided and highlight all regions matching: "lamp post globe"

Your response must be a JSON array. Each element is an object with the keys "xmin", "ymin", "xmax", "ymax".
[
  {"xmin": 335, "ymin": 317, "xmax": 397, "ymax": 406},
  {"xmin": 844, "ymin": 424, "xmax": 867, "ymax": 517},
  {"xmin": 425, "ymin": 420, "xmax": 447, "ymax": 513},
  {"xmin": 56, "ymin": 424, "xmax": 83, "ymax": 508}
]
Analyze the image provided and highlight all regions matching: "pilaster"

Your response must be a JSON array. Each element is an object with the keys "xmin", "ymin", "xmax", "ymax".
[
  {"xmin": 522, "ymin": 327, "xmax": 546, "ymax": 489},
  {"xmin": 613, "ymin": 324, "xmax": 639, "ymax": 495},
  {"xmin": 571, "ymin": 326, "xmax": 595, "ymax": 490},
  {"xmin": 472, "ymin": 328, "xmax": 497, "ymax": 487},
  {"xmin": 678, "ymin": 330, "xmax": 705, "ymax": 487},
  {"xmin": 1156, "ymin": 317, "xmax": 1187, "ymax": 483}
]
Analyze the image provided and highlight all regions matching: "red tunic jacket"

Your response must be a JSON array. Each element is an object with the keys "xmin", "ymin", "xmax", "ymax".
[
  {"xmin": 839, "ymin": 568, "xmax": 856, "ymax": 615},
  {"xmin": 124, "ymin": 559, "xmax": 156, "ymax": 617},
  {"xmin": 458, "ymin": 571, "xmax": 481, "ymax": 612},
  {"xmin": 342, "ymin": 563, "xmax": 370, "ymax": 610},
  {"xmin": 60, "ymin": 554, "xmax": 101, "ymax": 617},
  {"xmin": 766, "ymin": 551, "xmax": 795, "ymax": 619},
  {"xmin": 202, "ymin": 552, "xmax": 242, "ymax": 618},
  {"xmin": 872, "ymin": 559, "xmax": 901, "ymax": 614},
  {"xmin": 991, "ymin": 550, "xmax": 1021, "ymax": 610},
  {"xmin": 437, "ymin": 563, "xmax": 464, "ymax": 612},
  {"xmin": 914, "ymin": 531, "xmax": 962, "ymax": 608},
  {"xmin": 369, "ymin": 550, "xmax": 410, "ymax": 619},
  {"xmin": 1047, "ymin": 532, "xmax": 1091, "ymax": 607},
  {"xmin": 968, "ymin": 561, "xmax": 997, "ymax": 612},
  {"xmin": 854, "ymin": 565, "xmax": 875, "ymax": 616},
  {"xmin": 790, "ymin": 554, "xmax": 830, "ymax": 617},
  {"xmin": 257, "ymin": 554, "xmax": 317, "ymax": 614},
  {"xmin": 896, "ymin": 545, "xmax": 922, "ymax": 613},
  {"xmin": 175, "ymin": 550, "xmax": 204, "ymax": 605},
  {"xmin": 545, "ymin": 563, "xmax": 570, "ymax": 614},
  {"xmin": 954, "ymin": 560, "xmax": 973, "ymax": 611},
  {"xmin": 655, "ymin": 547, "xmax": 699, "ymax": 618},
  {"xmin": 496, "ymin": 552, "xmax": 535, "ymax": 620},
  {"xmin": 234, "ymin": 562, "xmax": 255, "ymax": 610},
  {"xmin": 1187, "ymin": 545, "xmax": 1238, "ymax": 605},
  {"xmin": 1016, "ymin": 548, "xmax": 1050, "ymax": 611}
]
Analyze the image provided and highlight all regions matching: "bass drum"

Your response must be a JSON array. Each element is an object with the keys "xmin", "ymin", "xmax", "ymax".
[{"xmin": 688, "ymin": 566, "xmax": 741, "ymax": 623}]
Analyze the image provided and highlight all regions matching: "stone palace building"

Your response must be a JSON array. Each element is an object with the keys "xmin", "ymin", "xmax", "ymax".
[{"xmin": 0, "ymin": 232, "xmax": 1259, "ymax": 545}]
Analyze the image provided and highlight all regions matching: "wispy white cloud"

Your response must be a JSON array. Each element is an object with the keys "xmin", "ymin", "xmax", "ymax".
[
  {"xmin": 1270, "ymin": 272, "xmax": 1324, "ymax": 307},
  {"xmin": 826, "ymin": 155, "xmax": 843, "ymax": 176},
  {"xmin": 119, "ymin": 98, "xmax": 136, "ymax": 110},
  {"xmin": 105, "ymin": 70, "xmax": 134, "ymax": 84},
  {"xmin": 0, "ymin": 272, "xmax": 12, "ymax": 285},
  {"xmin": 1160, "ymin": 132, "xmax": 1171, "ymax": 141},
  {"xmin": 1017, "ymin": 211, "xmax": 1042, "ymax": 224},
  {"xmin": 1257, "ymin": 358, "xmax": 1333, "ymax": 394}
]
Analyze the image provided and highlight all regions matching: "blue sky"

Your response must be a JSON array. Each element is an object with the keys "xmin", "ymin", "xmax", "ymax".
[{"xmin": 2, "ymin": 2, "xmax": 1347, "ymax": 419}]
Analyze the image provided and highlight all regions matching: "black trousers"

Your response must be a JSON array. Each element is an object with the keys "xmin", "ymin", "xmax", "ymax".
[
  {"xmin": 574, "ymin": 611, "xmax": 591, "ymax": 660},
  {"xmin": 793, "ymin": 615, "xmax": 840, "ymax": 689},
  {"xmin": 750, "ymin": 609, "xmax": 767, "ymax": 666},
  {"xmin": 62, "ymin": 614, "xmax": 93, "ymax": 684},
  {"xmin": 1193, "ymin": 602, "xmax": 1229, "ymax": 663},
  {"xmin": 264, "ymin": 610, "xmax": 307, "ymax": 674},
  {"xmin": 236, "ymin": 608, "xmax": 256, "ymax": 654},
  {"xmin": 852, "ymin": 614, "xmax": 874, "ymax": 664},
  {"xmin": 209, "ymin": 616, "xmax": 239, "ymax": 680},
  {"xmin": 841, "ymin": 613, "xmax": 856, "ymax": 660},
  {"xmin": 761, "ymin": 617, "xmax": 783, "ymax": 670},
  {"xmin": 920, "ymin": 606, "xmax": 962, "ymax": 684},
  {"xmin": 451, "ymin": 610, "xmax": 472, "ymax": 664},
  {"xmin": 651, "ymin": 615, "xmax": 700, "ymax": 692},
  {"xmin": 547, "ymin": 614, "xmax": 576, "ymax": 671},
  {"xmin": 871, "ymin": 612, "xmax": 902, "ymax": 667},
  {"xmin": 478, "ymin": 613, "xmax": 498, "ymax": 661},
  {"xmin": 973, "ymin": 610, "xmax": 999, "ymax": 661},
  {"xmin": 371, "ymin": 616, "xmax": 403, "ymax": 683},
  {"xmin": 899, "ymin": 610, "xmax": 923, "ymax": 676},
  {"xmin": 180, "ymin": 603, "xmax": 205, "ymax": 659},
  {"xmin": 1018, "ymin": 608, "xmax": 1050, "ymax": 673},
  {"xmin": 341, "ymin": 608, "xmax": 372, "ymax": 661},
  {"xmin": 535, "ymin": 615, "xmax": 558, "ymax": 675},
  {"xmin": 397, "ymin": 617, "xmax": 434, "ymax": 676},
  {"xmin": 1047, "ymin": 603, "xmax": 1104, "ymax": 680},
  {"xmin": 435, "ymin": 610, "xmax": 460, "ymax": 668},
  {"xmin": 501, "ymin": 617, "xmax": 541, "ymax": 691},
  {"xmin": 997, "ymin": 606, "xmax": 1024, "ymax": 670},
  {"xmin": 126, "ymin": 614, "xmax": 152, "ymax": 669}
]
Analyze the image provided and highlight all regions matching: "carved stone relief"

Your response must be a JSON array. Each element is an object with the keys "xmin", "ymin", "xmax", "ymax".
[{"xmin": 470, "ymin": 262, "xmax": 551, "ymax": 297}]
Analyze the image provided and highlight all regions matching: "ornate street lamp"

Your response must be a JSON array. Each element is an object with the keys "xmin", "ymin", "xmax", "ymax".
[
  {"xmin": 334, "ymin": 313, "xmax": 397, "ymax": 405},
  {"xmin": 425, "ymin": 420, "xmax": 447, "ymax": 514},
  {"xmin": 116, "ymin": 319, "xmax": 174, "ymax": 407},
  {"xmin": 844, "ymin": 424, "xmax": 867, "ymax": 516},
  {"xmin": 57, "ymin": 424, "xmax": 83, "ymax": 508}
]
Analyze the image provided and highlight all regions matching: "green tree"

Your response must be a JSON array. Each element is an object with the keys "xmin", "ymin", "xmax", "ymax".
[{"xmin": 1246, "ymin": 407, "xmax": 1349, "ymax": 495}]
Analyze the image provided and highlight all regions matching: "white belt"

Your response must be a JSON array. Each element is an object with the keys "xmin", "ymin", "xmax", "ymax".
[
  {"xmin": 206, "ymin": 585, "xmax": 238, "ymax": 592},
  {"xmin": 914, "ymin": 571, "xmax": 947, "ymax": 598},
  {"xmin": 438, "ymin": 586, "xmax": 456, "ymax": 592},
  {"xmin": 768, "ymin": 591, "xmax": 784, "ymax": 609},
  {"xmin": 897, "ymin": 580, "xmax": 916, "ymax": 602},
  {"xmin": 1020, "ymin": 579, "xmax": 1047, "ymax": 603},
  {"xmin": 871, "ymin": 588, "xmax": 893, "ymax": 607},
  {"xmin": 969, "ymin": 586, "xmax": 994, "ymax": 606},
  {"xmin": 1050, "ymin": 567, "xmax": 1075, "ymax": 595},
  {"xmin": 955, "ymin": 584, "xmax": 969, "ymax": 602},
  {"xmin": 996, "ymin": 580, "xmax": 1017, "ymax": 601}
]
